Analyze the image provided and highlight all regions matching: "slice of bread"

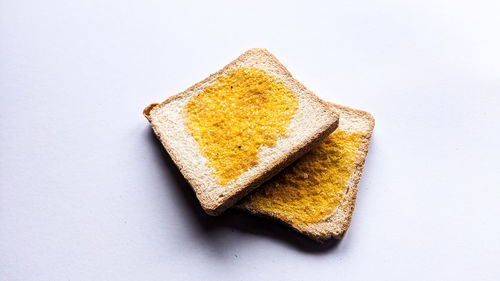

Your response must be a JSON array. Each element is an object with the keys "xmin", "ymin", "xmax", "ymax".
[
  {"xmin": 144, "ymin": 48, "xmax": 339, "ymax": 215},
  {"xmin": 236, "ymin": 103, "xmax": 374, "ymax": 241}
]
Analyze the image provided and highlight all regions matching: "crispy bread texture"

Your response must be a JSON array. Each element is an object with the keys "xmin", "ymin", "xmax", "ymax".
[
  {"xmin": 144, "ymin": 49, "xmax": 339, "ymax": 215},
  {"xmin": 236, "ymin": 103, "xmax": 374, "ymax": 241}
]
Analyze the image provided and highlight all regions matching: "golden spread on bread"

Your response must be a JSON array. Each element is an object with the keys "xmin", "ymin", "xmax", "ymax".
[
  {"xmin": 184, "ymin": 67, "xmax": 298, "ymax": 185},
  {"xmin": 242, "ymin": 129, "xmax": 363, "ymax": 225}
]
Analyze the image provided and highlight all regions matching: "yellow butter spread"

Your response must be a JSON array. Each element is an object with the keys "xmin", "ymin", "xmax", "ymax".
[
  {"xmin": 184, "ymin": 67, "xmax": 298, "ymax": 185},
  {"xmin": 244, "ymin": 130, "xmax": 363, "ymax": 225}
]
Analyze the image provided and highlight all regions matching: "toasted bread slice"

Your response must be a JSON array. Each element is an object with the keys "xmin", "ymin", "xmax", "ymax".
[
  {"xmin": 144, "ymin": 48, "xmax": 339, "ymax": 215},
  {"xmin": 236, "ymin": 103, "xmax": 374, "ymax": 241}
]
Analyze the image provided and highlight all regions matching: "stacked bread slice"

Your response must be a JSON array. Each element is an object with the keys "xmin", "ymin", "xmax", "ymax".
[{"xmin": 144, "ymin": 49, "xmax": 374, "ymax": 241}]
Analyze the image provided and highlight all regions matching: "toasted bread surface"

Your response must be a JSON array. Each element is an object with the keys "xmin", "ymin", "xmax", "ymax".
[
  {"xmin": 144, "ymin": 49, "xmax": 339, "ymax": 215},
  {"xmin": 236, "ymin": 103, "xmax": 374, "ymax": 241}
]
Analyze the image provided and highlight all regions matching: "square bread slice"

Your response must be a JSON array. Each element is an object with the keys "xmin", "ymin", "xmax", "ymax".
[
  {"xmin": 236, "ymin": 103, "xmax": 374, "ymax": 241},
  {"xmin": 144, "ymin": 48, "xmax": 339, "ymax": 215}
]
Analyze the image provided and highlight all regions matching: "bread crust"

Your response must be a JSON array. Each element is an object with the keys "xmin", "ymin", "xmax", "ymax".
[
  {"xmin": 237, "ymin": 103, "xmax": 374, "ymax": 241},
  {"xmin": 144, "ymin": 48, "xmax": 339, "ymax": 215}
]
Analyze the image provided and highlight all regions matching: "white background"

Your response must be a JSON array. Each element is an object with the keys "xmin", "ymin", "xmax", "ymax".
[{"xmin": 1, "ymin": 0, "xmax": 500, "ymax": 280}]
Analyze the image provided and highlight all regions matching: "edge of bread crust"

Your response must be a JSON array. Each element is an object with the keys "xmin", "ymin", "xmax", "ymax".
[
  {"xmin": 236, "ymin": 103, "xmax": 375, "ymax": 242},
  {"xmin": 143, "ymin": 48, "xmax": 339, "ymax": 215}
]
